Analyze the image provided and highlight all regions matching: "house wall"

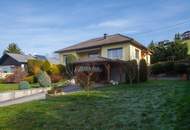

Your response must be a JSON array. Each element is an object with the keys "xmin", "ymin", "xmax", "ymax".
[
  {"xmin": 101, "ymin": 42, "xmax": 131, "ymax": 61},
  {"xmin": 129, "ymin": 45, "xmax": 142, "ymax": 62},
  {"xmin": 58, "ymin": 43, "xmax": 151, "ymax": 65},
  {"xmin": 0, "ymin": 55, "xmax": 21, "ymax": 66},
  {"xmin": 59, "ymin": 51, "xmax": 79, "ymax": 65}
]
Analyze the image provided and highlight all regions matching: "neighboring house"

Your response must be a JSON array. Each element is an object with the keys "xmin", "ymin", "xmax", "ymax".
[
  {"xmin": 34, "ymin": 55, "xmax": 47, "ymax": 61},
  {"xmin": 55, "ymin": 34, "xmax": 151, "ymax": 83},
  {"xmin": 0, "ymin": 53, "xmax": 35, "ymax": 72},
  {"xmin": 182, "ymin": 31, "xmax": 190, "ymax": 40}
]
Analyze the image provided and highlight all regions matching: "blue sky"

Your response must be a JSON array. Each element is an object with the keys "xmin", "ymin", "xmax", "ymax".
[{"xmin": 0, "ymin": 0, "xmax": 189, "ymax": 56}]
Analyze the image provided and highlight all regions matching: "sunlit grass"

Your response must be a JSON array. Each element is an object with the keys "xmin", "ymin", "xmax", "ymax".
[{"xmin": 0, "ymin": 80, "xmax": 189, "ymax": 129}]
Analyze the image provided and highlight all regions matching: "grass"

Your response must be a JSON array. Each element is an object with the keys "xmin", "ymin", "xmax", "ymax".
[
  {"xmin": 0, "ymin": 80, "xmax": 189, "ymax": 130},
  {"xmin": 0, "ymin": 84, "xmax": 19, "ymax": 92},
  {"xmin": 0, "ymin": 80, "xmax": 67, "ymax": 92}
]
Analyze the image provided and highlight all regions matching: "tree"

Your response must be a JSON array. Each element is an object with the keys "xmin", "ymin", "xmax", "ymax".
[
  {"xmin": 4, "ymin": 43, "xmax": 23, "ymax": 54},
  {"xmin": 125, "ymin": 60, "xmax": 138, "ymax": 85},
  {"xmin": 139, "ymin": 59, "xmax": 148, "ymax": 82},
  {"xmin": 148, "ymin": 40, "xmax": 156, "ymax": 50},
  {"xmin": 149, "ymin": 37, "xmax": 188, "ymax": 64},
  {"xmin": 174, "ymin": 32, "xmax": 181, "ymax": 41},
  {"xmin": 65, "ymin": 54, "xmax": 77, "ymax": 78}
]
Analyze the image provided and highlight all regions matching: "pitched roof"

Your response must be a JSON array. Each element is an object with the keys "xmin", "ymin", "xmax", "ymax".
[
  {"xmin": 34, "ymin": 55, "xmax": 47, "ymax": 61},
  {"xmin": 55, "ymin": 34, "xmax": 147, "ymax": 53},
  {"xmin": 6, "ymin": 53, "xmax": 35, "ymax": 63}
]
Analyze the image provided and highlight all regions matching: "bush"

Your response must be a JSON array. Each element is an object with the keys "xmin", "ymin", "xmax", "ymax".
[
  {"xmin": 49, "ymin": 64, "xmax": 60, "ymax": 75},
  {"xmin": 57, "ymin": 64, "xmax": 66, "ymax": 74},
  {"xmin": 27, "ymin": 59, "xmax": 43, "ymax": 75},
  {"xmin": 75, "ymin": 72, "xmax": 94, "ymax": 95},
  {"xmin": 125, "ymin": 60, "xmax": 138, "ymax": 84},
  {"xmin": 19, "ymin": 81, "xmax": 30, "ymax": 90},
  {"xmin": 37, "ymin": 70, "xmax": 51, "ymax": 87},
  {"xmin": 24, "ymin": 75, "xmax": 37, "ymax": 84},
  {"xmin": 41, "ymin": 60, "xmax": 51, "ymax": 72},
  {"xmin": 4, "ymin": 68, "xmax": 27, "ymax": 83},
  {"xmin": 151, "ymin": 61, "xmax": 189, "ymax": 75},
  {"xmin": 174, "ymin": 63, "xmax": 187, "ymax": 74},
  {"xmin": 151, "ymin": 63, "xmax": 164, "ymax": 75},
  {"xmin": 50, "ymin": 74, "xmax": 63, "ymax": 83},
  {"xmin": 139, "ymin": 59, "xmax": 148, "ymax": 82}
]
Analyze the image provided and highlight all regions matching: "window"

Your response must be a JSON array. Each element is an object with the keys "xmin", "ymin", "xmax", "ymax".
[
  {"xmin": 88, "ymin": 52, "xmax": 99, "ymax": 58},
  {"xmin": 107, "ymin": 48, "xmax": 123, "ymax": 59},
  {"xmin": 135, "ymin": 49, "xmax": 139, "ymax": 59},
  {"xmin": 63, "ymin": 55, "xmax": 67, "ymax": 65}
]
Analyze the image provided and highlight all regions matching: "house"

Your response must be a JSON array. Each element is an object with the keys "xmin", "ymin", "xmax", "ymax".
[
  {"xmin": 0, "ymin": 53, "xmax": 35, "ymax": 72},
  {"xmin": 34, "ymin": 55, "xmax": 47, "ymax": 61},
  {"xmin": 182, "ymin": 31, "xmax": 190, "ymax": 40},
  {"xmin": 55, "ymin": 34, "xmax": 151, "ymax": 83}
]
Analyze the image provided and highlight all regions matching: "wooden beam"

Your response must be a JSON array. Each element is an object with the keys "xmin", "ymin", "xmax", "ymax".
[{"xmin": 104, "ymin": 63, "xmax": 111, "ymax": 82}]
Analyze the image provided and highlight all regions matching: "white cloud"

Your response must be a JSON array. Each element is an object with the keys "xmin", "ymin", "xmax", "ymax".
[{"xmin": 98, "ymin": 19, "xmax": 129, "ymax": 28}]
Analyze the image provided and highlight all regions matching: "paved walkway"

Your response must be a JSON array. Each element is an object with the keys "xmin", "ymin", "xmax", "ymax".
[{"xmin": 0, "ymin": 92, "xmax": 46, "ymax": 107}]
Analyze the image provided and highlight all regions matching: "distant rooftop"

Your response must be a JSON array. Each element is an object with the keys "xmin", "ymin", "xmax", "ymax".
[{"xmin": 6, "ymin": 53, "xmax": 35, "ymax": 63}]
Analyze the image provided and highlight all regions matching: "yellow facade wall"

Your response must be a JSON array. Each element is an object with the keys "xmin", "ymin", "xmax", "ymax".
[
  {"xmin": 59, "ymin": 51, "xmax": 79, "ymax": 65},
  {"xmin": 101, "ymin": 42, "xmax": 131, "ymax": 61},
  {"xmin": 58, "ymin": 43, "xmax": 151, "ymax": 65}
]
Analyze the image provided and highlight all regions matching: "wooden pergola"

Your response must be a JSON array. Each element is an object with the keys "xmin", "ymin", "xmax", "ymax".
[{"xmin": 73, "ymin": 57, "xmax": 126, "ymax": 82}]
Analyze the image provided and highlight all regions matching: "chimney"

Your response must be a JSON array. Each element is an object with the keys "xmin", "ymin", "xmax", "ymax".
[{"xmin": 104, "ymin": 33, "xmax": 107, "ymax": 39}]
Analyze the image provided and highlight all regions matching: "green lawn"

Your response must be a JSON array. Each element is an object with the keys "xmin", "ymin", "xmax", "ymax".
[
  {"xmin": 0, "ymin": 80, "xmax": 189, "ymax": 130},
  {"xmin": 0, "ymin": 84, "xmax": 19, "ymax": 92}
]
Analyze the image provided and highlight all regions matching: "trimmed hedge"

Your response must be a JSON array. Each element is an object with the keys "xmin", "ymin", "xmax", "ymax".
[{"xmin": 151, "ymin": 61, "xmax": 190, "ymax": 75}]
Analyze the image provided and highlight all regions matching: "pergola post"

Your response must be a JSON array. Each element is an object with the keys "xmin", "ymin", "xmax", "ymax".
[{"xmin": 104, "ymin": 63, "xmax": 111, "ymax": 82}]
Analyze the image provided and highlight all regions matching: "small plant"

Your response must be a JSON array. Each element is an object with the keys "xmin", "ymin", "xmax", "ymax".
[
  {"xmin": 19, "ymin": 81, "xmax": 30, "ymax": 90},
  {"xmin": 37, "ymin": 70, "xmax": 51, "ymax": 87}
]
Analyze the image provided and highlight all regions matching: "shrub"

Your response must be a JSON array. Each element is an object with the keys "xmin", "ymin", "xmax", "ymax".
[
  {"xmin": 174, "ymin": 63, "xmax": 187, "ymax": 74},
  {"xmin": 4, "ymin": 68, "xmax": 27, "ymax": 83},
  {"xmin": 50, "ymin": 74, "xmax": 63, "ymax": 83},
  {"xmin": 27, "ymin": 59, "xmax": 43, "ymax": 75},
  {"xmin": 75, "ymin": 72, "xmax": 94, "ymax": 92},
  {"xmin": 24, "ymin": 75, "xmax": 37, "ymax": 84},
  {"xmin": 163, "ymin": 61, "xmax": 174, "ymax": 73},
  {"xmin": 151, "ymin": 61, "xmax": 189, "ymax": 75},
  {"xmin": 19, "ymin": 81, "xmax": 30, "ymax": 90},
  {"xmin": 151, "ymin": 63, "xmax": 164, "ymax": 75},
  {"xmin": 57, "ymin": 64, "xmax": 66, "ymax": 74},
  {"xmin": 139, "ymin": 59, "xmax": 148, "ymax": 82},
  {"xmin": 41, "ymin": 60, "xmax": 51, "ymax": 72},
  {"xmin": 37, "ymin": 70, "xmax": 51, "ymax": 87},
  {"xmin": 49, "ymin": 64, "xmax": 60, "ymax": 75},
  {"xmin": 125, "ymin": 60, "xmax": 138, "ymax": 84}
]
